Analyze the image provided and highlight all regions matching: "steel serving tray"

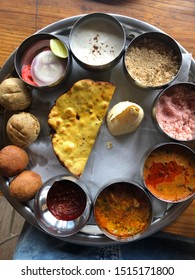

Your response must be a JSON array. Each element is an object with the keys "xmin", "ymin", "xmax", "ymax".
[{"xmin": 0, "ymin": 14, "xmax": 194, "ymax": 245}]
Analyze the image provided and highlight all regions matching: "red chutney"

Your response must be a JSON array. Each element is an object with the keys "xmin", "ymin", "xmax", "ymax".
[
  {"xmin": 47, "ymin": 180, "xmax": 87, "ymax": 221},
  {"xmin": 143, "ymin": 144, "xmax": 195, "ymax": 202}
]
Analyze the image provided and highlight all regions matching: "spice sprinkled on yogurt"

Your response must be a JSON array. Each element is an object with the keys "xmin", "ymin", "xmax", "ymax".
[
  {"xmin": 155, "ymin": 84, "xmax": 195, "ymax": 141},
  {"xmin": 69, "ymin": 14, "xmax": 125, "ymax": 69}
]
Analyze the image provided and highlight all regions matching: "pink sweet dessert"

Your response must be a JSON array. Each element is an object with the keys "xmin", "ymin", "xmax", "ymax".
[{"xmin": 155, "ymin": 84, "xmax": 195, "ymax": 141}]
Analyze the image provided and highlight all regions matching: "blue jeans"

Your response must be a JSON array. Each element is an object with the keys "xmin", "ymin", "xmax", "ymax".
[{"xmin": 13, "ymin": 222, "xmax": 195, "ymax": 260}]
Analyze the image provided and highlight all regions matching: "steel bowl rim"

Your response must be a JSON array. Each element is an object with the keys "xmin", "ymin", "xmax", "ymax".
[
  {"xmin": 93, "ymin": 178, "xmax": 154, "ymax": 242},
  {"xmin": 69, "ymin": 12, "xmax": 126, "ymax": 71},
  {"xmin": 33, "ymin": 174, "xmax": 92, "ymax": 238},
  {"xmin": 140, "ymin": 142, "xmax": 195, "ymax": 204},
  {"xmin": 14, "ymin": 33, "xmax": 72, "ymax": 89},
  {"xmin": 124, "ymin": 31, "xmax": 183, "ymax": 89},
  {"xmin": 152, "ymin": 81, "xmax": 195, "ymax": 143}
]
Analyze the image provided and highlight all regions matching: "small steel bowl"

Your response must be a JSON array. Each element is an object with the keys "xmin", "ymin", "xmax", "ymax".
[
  {"xmin": 152, "ymin": 82, "xmax": 195, "ymax": 143},
  {"xmin": 69, "ymin": 13, "xmax": 126, "ymax": 71},
  {"xmin": 124, "ymin": 31, "xmax": 182, "ymax": 89},
  {"xmin": 141, "ymin": 142, "xmax": 195, "ymax": 203},
  {"xmin": 93, "ymin": 179, "xmax": 153, "ymax": 242},
  {"xmin": 34, "ymin": 175, "xmax": 92, "ymax": 237},
  {"xmin": 14, "ymin": 33, "xmax": 71, "ymax": 89}
]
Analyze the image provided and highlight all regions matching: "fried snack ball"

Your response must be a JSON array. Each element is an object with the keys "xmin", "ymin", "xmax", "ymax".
[
  {"xmin": 0, "ymin": 77, "xmax": 32, "ymax": 111},
  {"xmin": 0, "ymin": 145, "xmax": 29, "ymax": 177},
  {"xmin": 9, "ymin": 170, "xmax": 42, "ymax": 202},
  {"xmin": 6, "ymin": 112, "xmax": 40, "ymax": 147}
]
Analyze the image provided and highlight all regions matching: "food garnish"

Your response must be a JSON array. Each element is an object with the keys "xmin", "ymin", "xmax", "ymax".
[
  {"xmin": 50, "ymin": 39, "xmax": 68, "ymax": 58},
  {"xmin": 31, "ymin": 50, "xmax": 66, "ymax": 86}
]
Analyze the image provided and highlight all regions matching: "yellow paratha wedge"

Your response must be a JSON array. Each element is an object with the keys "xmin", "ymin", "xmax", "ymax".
[{"xmin": 48, "ymin": 79, "xmax": 116, "ymax": 176}]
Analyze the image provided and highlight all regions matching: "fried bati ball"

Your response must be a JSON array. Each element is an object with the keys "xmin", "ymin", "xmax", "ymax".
[
  {"xmin": 9, "ymin": 170, "xmax": 42, "ymax": 202},
  {"xmin": 0, "ymin": 77, "xmax": 32, "ymax": 111},
  {"xmin": 6, "ymin": 112, "xmax": 40, "ymax": 147},
  {"xmin": 0, "ymin": 145, "xmax": 29, "ymax": 177}
]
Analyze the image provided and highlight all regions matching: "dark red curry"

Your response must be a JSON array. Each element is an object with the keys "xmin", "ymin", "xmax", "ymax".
[{"xmin": 47, "ymin": 180, "xmax": 86, "ymax": 221}]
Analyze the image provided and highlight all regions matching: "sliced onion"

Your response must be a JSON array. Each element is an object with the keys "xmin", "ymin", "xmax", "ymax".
[{"xmin": 31, "ymin": 50, "xmax": 66, "ymax": 86}]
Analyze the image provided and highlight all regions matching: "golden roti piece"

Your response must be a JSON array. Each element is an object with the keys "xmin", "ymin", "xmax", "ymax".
[{"xmin": 48, "ymin": 79, "xmax": 116, "ymax": 176}]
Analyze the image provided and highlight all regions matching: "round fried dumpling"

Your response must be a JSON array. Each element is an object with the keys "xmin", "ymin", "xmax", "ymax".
[
  {"xmin": 9, "ymin": 170, "xmax": 42, "ymax": 202},
  {"xmin": 6, "ymin": 112, "xmax": 40, "ymax": 147},
  {"xmin": 0, "ymin": 77, "xmax": 31, "ymax": 111},
  {"xmin": 0, "ymin": 145, "xmax": 29, "ymax": 177}
]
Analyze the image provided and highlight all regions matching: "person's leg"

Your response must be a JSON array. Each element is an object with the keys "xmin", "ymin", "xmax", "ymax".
[
  {"xmin": 13, "ymin": 223, "xmax": 96, "ymax": 260},
  {"xmin": 119, "ymin": 231, "xmax": 195, "ymax": 260},
  {"xmin": 13, "ymin": 222, "xmax": 195, "ymax": 260}
]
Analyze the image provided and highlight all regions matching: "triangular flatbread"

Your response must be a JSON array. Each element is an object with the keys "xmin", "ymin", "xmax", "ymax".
[{"xmin": 48, "ymin": 79, "xmax": 115, "ymax": 176}]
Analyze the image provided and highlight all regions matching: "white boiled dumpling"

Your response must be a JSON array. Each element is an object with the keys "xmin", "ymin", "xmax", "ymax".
[{"xmin": 107, "ymin": 101, "xmax": 144, "ymax": 136}]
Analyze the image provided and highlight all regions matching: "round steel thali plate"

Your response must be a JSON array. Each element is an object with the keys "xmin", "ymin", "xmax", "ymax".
[{"xmin": 0, "ymin": 14, "xmax": 194, "ymax": 245}]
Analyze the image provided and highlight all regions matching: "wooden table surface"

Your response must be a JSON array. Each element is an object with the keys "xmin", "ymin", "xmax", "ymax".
[{"xmin": 0, "ymin": 0, "xmax": 194, "ymax": 238}]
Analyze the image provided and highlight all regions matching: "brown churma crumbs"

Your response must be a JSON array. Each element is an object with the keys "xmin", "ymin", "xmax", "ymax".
[{"xmin": 125, "ymin": 38, "xmax": 180, "ymax": 87}]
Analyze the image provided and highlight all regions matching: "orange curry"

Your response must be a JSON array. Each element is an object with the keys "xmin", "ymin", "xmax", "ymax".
[
  {"xmin": 94, "ymin": 182, "xmax": 152, "ymax": 239},
  {"xmin": 143, "ymin": 144, "xmax": 195, "ymax": 202}
]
